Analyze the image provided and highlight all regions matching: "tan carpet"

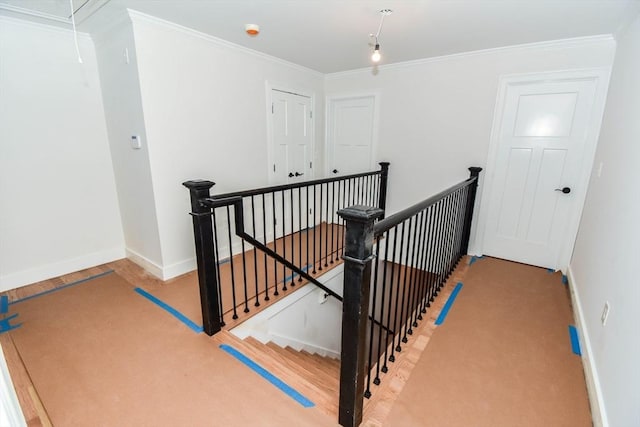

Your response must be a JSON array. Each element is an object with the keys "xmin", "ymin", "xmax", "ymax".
[
  {"xmin": 8, "ymin": 272, "xmax": 336, "ymax": 426},
  {"xmin": 384, "ymin": 257, "xmax": 591, "ymax": 427}
]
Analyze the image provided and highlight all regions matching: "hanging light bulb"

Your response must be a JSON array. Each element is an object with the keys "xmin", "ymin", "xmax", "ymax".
[
  {"xmin": 371, "ymin": 44, "xmax": 381, "ymax": 62},
  {"xmin": 369, "ymin": 9, "xmax": 392, "ymax": 65}
]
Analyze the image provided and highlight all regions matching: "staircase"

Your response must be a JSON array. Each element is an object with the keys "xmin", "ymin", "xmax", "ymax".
[{"xmin": 212, "ymin": 330, "xmax": 340, "ymax": 417}]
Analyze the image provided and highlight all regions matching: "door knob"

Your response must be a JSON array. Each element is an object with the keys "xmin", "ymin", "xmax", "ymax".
[
  {"xmin": 332, "ymin": 169, "xmax": 338, "ymax": 174},
  {"xmin": 295, "ymin": 172, "xmax": 304, "ymax": 177},
  {"xmin": 555, "ymin": 187, "xmax": 571, "ymax": 194},
  {"xmin": 288, "ymin": 172, "xmax": 294, "ymax": 178}
]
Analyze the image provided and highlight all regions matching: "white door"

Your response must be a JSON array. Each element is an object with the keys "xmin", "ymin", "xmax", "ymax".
[
  {"xmin": 327, "ymin": 96, "xmax": 376, "ymax": 176},
  {"xmin": 270, "ymin": 89, "xmax": 313, "ymax": 233},
  {"xmin": 480, "ymin": 71, "xmax": 609, "ymax": 270},
  {"xmin": 271, "ymin": 89, "xmax": 313, "ymax": 184}
]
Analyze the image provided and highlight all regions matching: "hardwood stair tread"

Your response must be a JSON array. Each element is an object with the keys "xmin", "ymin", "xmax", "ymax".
[{"xmin": 213, "ymin": 331, "xmax": 338, "ymax": 416}]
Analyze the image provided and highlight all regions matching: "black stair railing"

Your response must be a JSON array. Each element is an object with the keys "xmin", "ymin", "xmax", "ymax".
[
  {"xmin": 337, "ymin": 167, "xmax": 482, "ymax": 427},
  {"xmin": 183, "ymin": 162, "xmax": 390, "ymax": 336}
]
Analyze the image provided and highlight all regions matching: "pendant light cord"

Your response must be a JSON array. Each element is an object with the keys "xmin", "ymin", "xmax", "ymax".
[{"xmin": 70, "ymin": 0, "xmax": 83, "ymax": 63}]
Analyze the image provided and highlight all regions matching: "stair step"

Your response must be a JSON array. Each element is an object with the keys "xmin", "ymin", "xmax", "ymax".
[
  {"xmin": 255, "ymin": 341, "xmax": 339, "ymax": 399},
  {"xmin": 213, "ymin": 331, "xmax": 338, "ymax": 416},
  {"xmin": 280, "ymin": 346, "xmax": 339, "ymax": 384}
]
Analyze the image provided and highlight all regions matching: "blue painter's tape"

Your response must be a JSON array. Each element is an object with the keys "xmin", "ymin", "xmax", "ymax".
[
  {"xmin": 469, "ymin": 256, "xmax": 484, "ymax": 266},
  {"xmin": 219, "ymin": 344, "xmax": 315, "ymax": 408},
  {"xmin": 547, "ymin": 268, "xmax": 555, "ymax": 274},
  {"xmin": 134, "ymin": 288, "xmax": 203, "ymax": 333},
  {"xmin": 10, "ymin": 270, "xmax": 114, "ymax": 305},
  {"xmin": 435, "ymin": 282, "xmax": 463, "ymax": 326},
  {"xmin": 0, "ymin": 296, "xmax": 8, "ymax": 314},
  {"xmin": 281, "ymin": 264, "xmax": 312, "ymax": 285},
  {"xmin": 562, "ymin": 275, "xmax": 568, "ymax": 285},
  {"xmin": 569, "ymin": 325, "xmax": 582, "ymax": 356}
]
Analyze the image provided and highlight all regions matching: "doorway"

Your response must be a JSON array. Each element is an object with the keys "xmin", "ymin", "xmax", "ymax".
[
  {"xmin": 477, "ymin": 69, "xmax": 610, "ymax": 270},
  {"xmin": 326, "ymin": 95, "xmax": 377, "ymax": 176}
]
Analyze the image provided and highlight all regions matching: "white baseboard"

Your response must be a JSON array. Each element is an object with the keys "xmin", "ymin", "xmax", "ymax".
[
  {"xmin": 0, "ymin": 247, "xmax": 125, "ymax": 293},
  {"xmin": 0, "ymin": 344, "xmax": 26, "ymax": 427},
  {"xmin": 124, "ymin": 248, "xmax": 164, "ymax": 279},
  {"xmin": 566, "ymin": 265, "xmax": 609, "ymax": 427},
  {"xmin": 161, "ymin": 257, "xmax": 196, "ymax": 280}
]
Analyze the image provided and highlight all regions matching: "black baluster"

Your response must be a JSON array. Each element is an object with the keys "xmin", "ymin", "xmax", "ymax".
[
  {"xmin": 262, "ymin": 194, "xmax": 269, "ymax": 301},
  {"xmin": 251, "ymin": 196, "xmax": 260, "ymax": 307},
  {"xmin": 397, "ymin": 220, "xmax": 410, "ymax": 349},
  {"xmin": 226, "ymin": 206, "xmax": 238, "ymax": 320},
  {"xmin": 272, "ymin": 191, "xmax": 279, "ymax": 297},
  {"xmin": 282, "ymin": 190, "xmax": 287, "ymax": 291},
  {"xmin": 381, "ymin": 230, "xmax": 393, "ymax": 373},
  {"xmin": 211, "ymin": 208, "xmax": 225, "ymax": 327},
  {"xmin": 312, "ymin": 184, "xmax": 317, "ymax": 274},
  {"xmin": 319, "ymin": 183, "xmax": 324, "ymax": 271},
  {"xmin": 331, "ymin": 181, "xmax": 336, "ymax": 263},
  {"xmin": 373, "ymin": 237, "xmax": 385, "ymax": 385},
  {"xmin": 290, "ymin": 187, "xmax": 295, "ymax": 285},
  {"xmin": 298, "ymin": 187, "xmax": 303, "ymax": 282}
]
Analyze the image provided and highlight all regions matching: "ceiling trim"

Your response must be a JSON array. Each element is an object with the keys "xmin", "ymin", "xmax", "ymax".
[
  {"xmin": 325, "ymin": 34, "xmax": 616, "ymax": 80},
  {"xmin": 0, "ymin": 14, "xmax": 92, "ymax": 39},
  {"xmin": 127, "ymin": 9, "xmax": 324, "ymax": 79},
  {"xmin": 0, "ymin": 3, "xmax": 69, "ymax": 23}
]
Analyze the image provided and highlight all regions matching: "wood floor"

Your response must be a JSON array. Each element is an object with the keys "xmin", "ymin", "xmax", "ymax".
[{"xmin": 0, "ymin": 255, "xmax": 592, "ymax": 426}]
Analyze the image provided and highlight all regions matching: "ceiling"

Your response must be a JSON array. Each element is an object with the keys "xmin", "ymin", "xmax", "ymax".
[{"xmin": 2, "ymin": 0, "xmax": 639, "ymax": 73}]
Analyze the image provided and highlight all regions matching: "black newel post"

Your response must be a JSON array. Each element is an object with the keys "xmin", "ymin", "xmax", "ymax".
[
  {"xmin": 183, "ymin": 180, "xmax": 222, "ymax": 336},
  {"xmin": 378, "ymin": 162, "xmax": 390, "ymax": 216},
  {"xmin": 460, "ymin": 167, "xmax": 483, "ymax": 255},
  {"xmin": 337, "ymin": 205, "xmax": 384, "ymax": 427}
]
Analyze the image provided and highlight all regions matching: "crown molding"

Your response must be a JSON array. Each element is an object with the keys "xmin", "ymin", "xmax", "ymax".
[
  {"xmin": 326, "ymin": 34, "xmax": 616, "ymax": 80},
  {"xmin": 0, "ymin": 14, "xmax": 92, "ymax": 39},
  {"xmin": 126, "ymin": 9, "xmax": 324, "ymax": 79}
]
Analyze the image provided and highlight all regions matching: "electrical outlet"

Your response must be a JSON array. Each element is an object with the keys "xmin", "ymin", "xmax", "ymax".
[{"xmin": 601, "ymin": 301, "xmax": 610, "ymax": 326}]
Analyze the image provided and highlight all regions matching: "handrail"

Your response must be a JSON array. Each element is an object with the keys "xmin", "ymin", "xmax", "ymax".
[
  {"xmin": 336, "ymin": 166, "xmax": 482, "ymax": 427},
  {"xmin": 210, "ymin": 166, "xmax": 388, "ymax": 200},
  {"xmin": 374, "ymin": 176, "xmax": 477, "ymax": 237},
  {"xmin": 201, "ymin": 194, "xmax": 395, "ymax": 335}
]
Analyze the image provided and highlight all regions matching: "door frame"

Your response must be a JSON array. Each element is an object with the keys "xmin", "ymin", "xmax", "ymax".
[
  {"xmin": 325, "ymin": 92, "xmax": 381, "ymax": 176},
  {"xmin": 474, "ymin": 68, "xmax": 611, "ymax": 271},
  {"xmin": 265, "ymin": 81, "xmax": 316, "ymax": 184}
]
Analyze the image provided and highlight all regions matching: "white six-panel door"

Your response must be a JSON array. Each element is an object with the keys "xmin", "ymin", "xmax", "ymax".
[
  {"xmin": 271, "ymin": 89, "xmax": 312, "ymax": 184},
  {"xmin": 480, "ymin": 70, "xmax": 609, "ymax": 270},
  {"xmin": 327, "ymin": 95, "xmax": 376, "ymax": 176}
]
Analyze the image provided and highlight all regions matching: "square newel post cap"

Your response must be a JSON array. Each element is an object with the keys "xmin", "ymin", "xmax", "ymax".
[
  {"xmin": 468, "ymin": 167, "xmax": 483, "ymax": 177},
  {"xmin": 182, "ymin": 180, "xmax": 215, "ymax": 190},
  {"xmin": 337, "ymin": 205, "xmax": 384, "ymax": 223}
]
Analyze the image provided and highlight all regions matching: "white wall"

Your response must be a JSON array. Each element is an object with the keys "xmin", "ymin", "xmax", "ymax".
[
  {"xmin": 325, "ymin": 37, "xmax": 616, "ymax": 253},
  {"xmin": 0, "ymin": 17, "xmax": 124, "ymax": 291},
  {"xmin": 568, "ymin": 13, "xmax": 640, "ymax": 427},
  {"xmin": 129, "ymin": 11, "xmax": 326, "ymax": 278},
  {"xmin": 93, "ymin": 15, "xmax": 164, "ymax": 276}
]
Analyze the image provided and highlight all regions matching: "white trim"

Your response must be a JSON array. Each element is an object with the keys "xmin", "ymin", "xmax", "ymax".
[
  {"xmin": 0, "ymin": 247, "xmax": 125, "ymax": 293},
  {"xmin": 0, "ymin": 0, "xmax": 110, "ymax": 25},
  {"xmin": 325, "ymin": 35, "xmax": 615, "ymax": 80},
  {"xmin": 324, "ymin": 92, "xmax": 381, "ymax": 176},
  {"xmin": 127, "ymin": 9, "xmax": 323, "ymax": 78},
  {"xmin": 473, "ymin": 67, "xmax": 612, "ymax": 271},
  {"xmin": 126, "ymin": 248, "xmax": 195, "ymax": 281},
  {"xmin": 0, "ymin": 345, "xmax": 27, "ymax": 427},
  {"xmin": 265, "ymin": 81, "xmax": 317, "ymax": 183},
  {"xmin": 125, "ymin": 248, "xmax": 163, "ymax": 279},
  {"xmin": 566, "ymin": 265, "xmax": 608, "ymax": 427},
  {"xmin": 0, "ymin": 14, "xmax": 92, "ymax": 38},
  {"xmin": 160, "ymin": 258, "xmax": 196, "ymax": 281}
]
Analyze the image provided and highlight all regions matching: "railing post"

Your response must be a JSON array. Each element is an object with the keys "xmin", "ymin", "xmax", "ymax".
[
  {"xmin": 460, "ymin": 167, "xmax": 483, "ymax": 255},
  {"xmin": 337, "ymin": 205, "xmax": 384, "ymax": 427},
  {"xmin": 183, "ymin": 180, "xmax": 222, "ymax": 336},
  {"xmin": 378, "ymin": 162, "xmax": 390, "ymax": 216}
]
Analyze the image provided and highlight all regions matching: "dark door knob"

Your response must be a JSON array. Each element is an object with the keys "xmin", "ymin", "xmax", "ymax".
[
  {"xmin": 332, "ymin": 169, "xmax": 338, "ymax": 174},
  {"xmin": 555, "ymin": 187, "xmax": 571, "ymax": 194},
  {"xmin": 288, "ymin": 172, "xmax": 294, "ymax": 178},
  {"xmin": 295, "ymin": 172, "xmax": 304, "ymax": 177}
]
